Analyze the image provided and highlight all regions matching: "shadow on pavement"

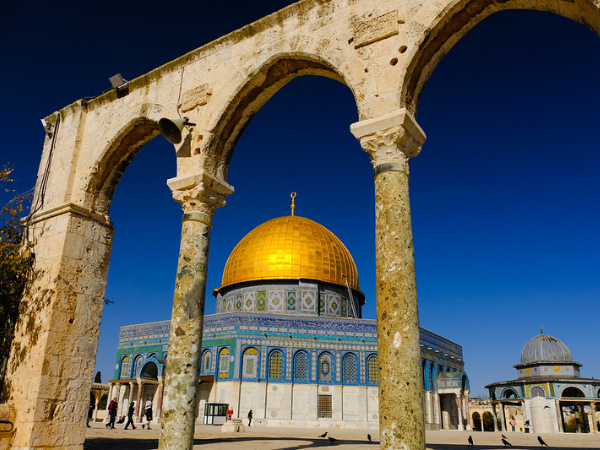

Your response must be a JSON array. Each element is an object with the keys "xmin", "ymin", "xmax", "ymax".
[{"xmin": 84, "ymin": 436, "xmax": 380, "ymax": 449}]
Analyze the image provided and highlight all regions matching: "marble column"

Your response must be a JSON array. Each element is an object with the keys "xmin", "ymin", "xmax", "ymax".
[
  {"xmin": 158, "ymin": 171, "xmax": 233, "ymax": 450},
  {"xmin": 456, "ymin": 396, "xmax": 464, "ymax": 430},
  {"xmin": 156, "ymin": 378, "xmax": 164, "ymax": 420},
  {"xmin": 351, "ymin": 109, "xmax": 426, "ymax": 450}
]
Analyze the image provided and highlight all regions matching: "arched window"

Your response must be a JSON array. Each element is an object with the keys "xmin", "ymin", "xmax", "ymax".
[
  {"xmin": 269, "ymin": 350, "xmax": 283, "ymax": 379},
  {"xmin": 422, "ymin": 359, "xmax": 429, "ymax": 390},
  {"xmin": 133, "ymin": 356, "xmax": 143, "ymax": 377},
  {"xmin": 343, "ymin": 353, "xmax": 357, "ymax": 384},
  {"xmin": 531, "ymin": 386, "xmax": 545, "ymax": 397},
  {"xmin": 218, "ymin": 348, "xmax": 230, "ymax": 379},
  {"xmin": 201, "ymin": 350, "xmax": 212, "ymax": 374},
  {"xmin": 293, "ymin": 351, "xmax": 309, "ymax": 381},
  {"xmin": 242, "ymin": 347, "xmax": 259, "ymax": 379},
  {"xmin": 430, "ymin": 362, "xmax": 436, "ymax": 392},
  {"xmin": 319, "ymin": 353, "xmax": 332, "ymax": 382},
  {"xmin": 367, "ymin": 355, "xmax": 378, "ymax": 383},
  {"xmin": 120, "ymin": 356, "xmax": 130, "ymax": 379}
]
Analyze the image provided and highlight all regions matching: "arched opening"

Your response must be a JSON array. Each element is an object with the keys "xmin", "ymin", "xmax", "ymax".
[
  {"xmin": 342, "ymin": 353, "xmax": 358, "ymax": 385},
  {"xmin": 562, "ymin": 387, "xmax": 585, "ymax": 398},
  {"xmin": 482, "ymin": 411, "xmax": 495, "ymax": 431},
  {"xmin": 472, "ymin": 411, "xmax": 482, "ymax": 431},
  {"xmin": 502, "ymin": 388, "xmax": 518, "ymax": 399},
  {"xmin": 412, "ymin": 8, "xmax": 600, "ymax": 402},
  {"xmin": 140, "ymin": 362, "xmax": 158, "ymax": 380}
]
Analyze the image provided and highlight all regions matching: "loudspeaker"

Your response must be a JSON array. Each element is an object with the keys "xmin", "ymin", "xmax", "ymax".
[{"xmin": 159, "ymin": 117, "xmax": 189, "ymax": 144}]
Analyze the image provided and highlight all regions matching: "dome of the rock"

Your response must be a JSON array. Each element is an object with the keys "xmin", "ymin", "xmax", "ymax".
[
  {"xmin": 520, "ymin": 333, "xmax": 573, "ymax": 364},
  {"xmin": 219, "ymin": 215, "xmax": 359, "ymax": 291}
]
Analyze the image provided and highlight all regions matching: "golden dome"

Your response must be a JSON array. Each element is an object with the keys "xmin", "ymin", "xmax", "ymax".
[{"xmin": 219, "ymin": 215, "xmax": 359, "ymax": 291}]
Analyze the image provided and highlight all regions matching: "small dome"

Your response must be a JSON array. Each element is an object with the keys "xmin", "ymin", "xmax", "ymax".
[
  {"xmin": 520, "ymin": 334, "xmax": 573, "ymax": 364},
  {"xmin": 219, "ymin": 215, "xmax": 359, "ymax": 291}
]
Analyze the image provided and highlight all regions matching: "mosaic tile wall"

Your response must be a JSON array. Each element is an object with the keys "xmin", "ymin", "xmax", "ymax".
[
  {"xmin": 115, "ymin": 312, "xmax": 466, "ymax": 389},
  {"xmin": 215, "ymin": 281, "xmax": 363, "ymax": 319}
]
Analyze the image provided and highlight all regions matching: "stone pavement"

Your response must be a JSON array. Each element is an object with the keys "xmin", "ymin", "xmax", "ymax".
[{"xmin": 84, "ymin": 422, "xmax": 600, "ymax": 449}]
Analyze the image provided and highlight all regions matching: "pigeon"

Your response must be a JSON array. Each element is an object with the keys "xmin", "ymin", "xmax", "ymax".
[
  {"xmin": 318, "ymin": 432, "xmax": 328, "ymax": 438},
  {"xmin": 468, "ymin": 435, "xmax": 473, "ymax": 446},
  {"xmin": 367, "ymin": 434, "xmax": 372, "ymax": 443},
  {"xmin": 502, "ymin": 438, "xmax": 512, "ymax": 447},
  {"xmin": 328, "ymin": 436, "xmax": 337, "ymax": 445},
  {"xmin": 537, "ymin": 436, "xmax": 548, "ymax": 446}
]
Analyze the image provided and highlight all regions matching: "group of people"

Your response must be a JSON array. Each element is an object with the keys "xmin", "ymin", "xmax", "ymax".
[{"xmin": 104, "ymin": 398, "xmax": 153, "ymax": 430}]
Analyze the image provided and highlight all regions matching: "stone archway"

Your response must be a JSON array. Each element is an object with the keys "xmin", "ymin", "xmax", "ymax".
[{"xmin": 2, "ymin": 0, "xmax": 600, "ymax": 449}]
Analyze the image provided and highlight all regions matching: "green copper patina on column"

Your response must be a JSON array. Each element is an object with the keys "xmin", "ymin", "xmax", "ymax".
[
  {"xmin": 351, "ymin": 109, "xmax": 427, "ymax": 450},
  {"xmin": 159, "ymin": 172, "xmax": 233, "ymax": 450}
]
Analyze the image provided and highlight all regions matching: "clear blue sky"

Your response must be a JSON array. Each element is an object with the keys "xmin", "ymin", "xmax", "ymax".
[{"xmin": 1, "ymin": 1, "xmax": 599, "ymax": 398}]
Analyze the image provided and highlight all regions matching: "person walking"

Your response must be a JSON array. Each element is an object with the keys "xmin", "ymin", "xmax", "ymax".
[
  {"xmin": 106, "ymin": 398, "xmax": 118, "ymax": 429},
  {"xmin": 247, "ymin": 409, "xmax": 253, "ymax": 427},
  {"xmin": 144, "ymin": 400, "xmax": 153, "ymax": 430},
  {"xmin": 124, "ymin": 402, "xmax": 136, "ymax": 430}
]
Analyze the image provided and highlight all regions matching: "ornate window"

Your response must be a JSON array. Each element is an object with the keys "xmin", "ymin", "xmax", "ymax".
[
  {"xmin": 293, "ymin": 351, "xmax": 308, "ymax": 381},
  {"xmin": 367, "ymin": 355, "xmax": 378, "ymax": 383},
  {"xmin": 120, "ymin": 357, "xmax": 130, "ymax": 379},
  {"xmin": 219, "ymin": 348, "xmax": 230, "ymax": 379},
  {"xmin": 269, "ymin": 350, "xmax": 283, "ymax": 379},
  {"xmin": 202, "ymin": 350, "xmax": 211, "ymax": 374},
  {"xmin": 343, "ymin": 353, "xmax": 357, "ymax": 384},
  {"xmin": 133, "ymin": 356, "xmax": 143, "ymax": 377},
  {"xmin": 242, "ymin": 347, "xmax": 259, "ymax": 379},
  {"xmin": 319, "ymin": 353, "xmax": 332, "ymax": 382},
  {"xmin": 530, "ymin": 386, "xmax": 545, "ymax": 398}
]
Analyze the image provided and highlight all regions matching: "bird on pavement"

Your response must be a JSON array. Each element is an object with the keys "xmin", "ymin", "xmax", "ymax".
[
  {"xmin": 537, "ymin": 436, "xmax": 548, "ymax": 446},
  {"xmin": 328, "ymin": 436, "xmax": 337, "ymax": 445},
  {"xmin": 367, "ymin": 434, "xmax": 372, "ymax": 443},
  {"xmin": 468, "ymin": 435, "xmax": 473, "ymax": 446},
  {"xmin": 318, "ymin": 432, "xmax": 328, "ymax": 438},
  {"xmin": 502, "ymin": 438, "xmax": 512, "ymax": 447}
]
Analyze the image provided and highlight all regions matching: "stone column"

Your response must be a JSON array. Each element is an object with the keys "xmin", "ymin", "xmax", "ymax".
[
  {"xmin": 492, "ymin": 403, "xmax": 499, "ymax": 431},
  {"xmin": 456, "ymin": 395, "xmax": 464, "ymax": 430},
  {"xmin": 1, "ymin": 206, "xmax": 113, "ymax": 448},
  {"xmin": 351, "ymin": 109, "xmax": 426, "ymax": 450},
  {"xmin": 156, "ymin": 378, "xmax": 164, "ymax": 420},
  {"xmin": 158, "ymin": 171, "xmax": 233, "ymax": 450},
  {"xmin": 135, "ymin": 381, "xmax": 143, "ymax": 420}
]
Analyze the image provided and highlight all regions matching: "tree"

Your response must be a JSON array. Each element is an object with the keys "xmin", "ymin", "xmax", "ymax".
[
  {"xmin": 94, "ymin": 371, "xmax": 102, "ymax": 383},
  {"xmin": 0, "ymin": 167, "xmax": 34, "ymax": 391}
]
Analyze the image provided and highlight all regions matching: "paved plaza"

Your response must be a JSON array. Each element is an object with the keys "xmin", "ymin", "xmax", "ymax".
[{"xmin": 84, "ymin": 423, "xmax": 600, "ymax": 449}]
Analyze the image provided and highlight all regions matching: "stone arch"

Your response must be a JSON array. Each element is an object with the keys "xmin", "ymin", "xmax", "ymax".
[
  {"xmin": 501, "ymin": 387, "xmax": 519, "ymax": 399},
  {"xmin": 472, "ymin": 411, "xmax": 482, "ymax": 431},
  {"xmin": 562, "ymin": 386, "xmax": 585, "ymax": 397},
  {"xmin": 207, "ymin": 53, "xmax": 357, "ymax": 180},
  {"xmin": 140, "ymin": 361, "xmax": 158, "ymax": 380},
  {"xmin": 84, "ymin": 117, "xmax": 161, "ymax": 216},
  {"xmin": 482, "ymin": 411, "xmax": 495, "ymax": 431},
  {"xmin": 401, "ymin": 0, "xmax": 600, "ymax": 113}
]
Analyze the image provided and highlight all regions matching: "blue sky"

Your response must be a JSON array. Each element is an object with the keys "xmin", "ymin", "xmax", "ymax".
[{"xmin": 1, "ymin": 1, "xmax": 599, "ymax": 398}]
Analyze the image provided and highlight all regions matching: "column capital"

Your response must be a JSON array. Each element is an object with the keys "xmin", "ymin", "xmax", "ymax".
[
  {"xmin": 350, "ymin": 109, "xmax": 426, "ymax": 173},
  {"xmin": 167, "ymin": 170, "xmax": 234, "ymax": 216}
]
